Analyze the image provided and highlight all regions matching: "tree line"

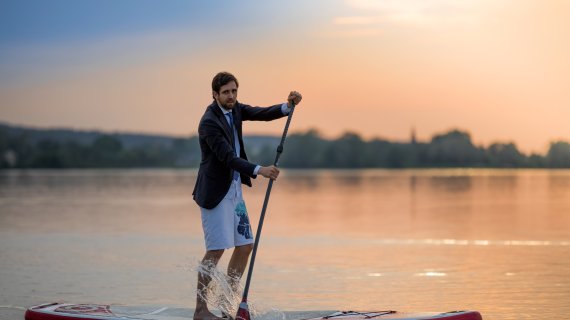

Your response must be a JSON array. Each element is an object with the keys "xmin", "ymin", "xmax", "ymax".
[
  {"xmin": 1, "ymin": 127, "xmax": 570, "ymax": 169},
  {"xmin": 273, "ymin": 129, "xmax": 570, "ymax": 168}
]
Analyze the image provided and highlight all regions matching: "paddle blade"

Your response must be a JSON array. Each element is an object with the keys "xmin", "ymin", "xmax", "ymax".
[{"xmin": 235, "ymin": 301, "xmax": 251, "ymax": 320}]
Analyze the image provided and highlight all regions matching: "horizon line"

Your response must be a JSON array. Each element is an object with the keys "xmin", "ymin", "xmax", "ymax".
[{"xmin": 2, "ymin": 120, "xmax": 568, "ymax": 153}]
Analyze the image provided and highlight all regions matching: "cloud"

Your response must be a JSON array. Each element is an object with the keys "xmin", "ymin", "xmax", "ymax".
[
  {"xmin": 333, "ymin": 16, "xmax": 379, "ymax": 25},
  {"xmin": 341, "ymin": 0, "xmax": 481, "ymax": 27}
]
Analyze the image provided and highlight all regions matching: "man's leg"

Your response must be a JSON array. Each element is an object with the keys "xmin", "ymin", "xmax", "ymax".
[
  {"xmin": 194, "ymin": 249, "xmax": 225, "ymax": 320},
  {"xmin": 227, "ymin": 244, "xmax": 254, "ymax": 290}
]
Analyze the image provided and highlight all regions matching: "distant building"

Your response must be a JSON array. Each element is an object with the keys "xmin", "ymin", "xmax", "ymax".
[{"xmin": 411, "ymin": 127, "xmax": 417, "ymax": 144}]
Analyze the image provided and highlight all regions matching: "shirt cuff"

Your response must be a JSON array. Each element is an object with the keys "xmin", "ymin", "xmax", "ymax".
[
  {"xmin": 254, "ymin": 165, "xmax": 261, "ymax": 176},
  {"xmin": 281, "ymin": 102, "xmax": 291, "ymax": 115}
]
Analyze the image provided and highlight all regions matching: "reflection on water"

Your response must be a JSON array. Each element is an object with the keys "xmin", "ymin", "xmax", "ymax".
[
  {"xmin": 427, "ymin": 175, "xmax": 473, "ymax": 192},
  {"xmin": 0, "ymin": 169, "xmax": 569, "ymax": 320}
]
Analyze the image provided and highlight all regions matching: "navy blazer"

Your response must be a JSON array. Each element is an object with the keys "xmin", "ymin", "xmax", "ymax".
[{"xmin": 193, "ymin": 100, "xmax": 286, "ymax": 209}]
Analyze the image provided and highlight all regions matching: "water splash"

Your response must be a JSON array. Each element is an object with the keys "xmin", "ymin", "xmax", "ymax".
[{"xmin": 190, "ymin": 260, "xmax": 286, "ymax": 320}]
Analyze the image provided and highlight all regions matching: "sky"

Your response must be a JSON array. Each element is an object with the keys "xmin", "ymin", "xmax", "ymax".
[{"xmin": 1, "ymin": 0, "xmax": 569, "ymax": 154}]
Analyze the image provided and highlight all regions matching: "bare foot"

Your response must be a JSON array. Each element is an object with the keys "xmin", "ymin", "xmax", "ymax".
[{"xmin": 193, "ymin": 309, "xmax": 224, "ymax": 320}]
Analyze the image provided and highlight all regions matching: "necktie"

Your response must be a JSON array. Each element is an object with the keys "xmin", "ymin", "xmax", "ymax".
[
  {"xmin": 225, "ymin": 112, "xmax": 240, "ymax": 181},
  {"xmin": 226, "ymin": 113, "xmax": 235, "ymax": 140}
]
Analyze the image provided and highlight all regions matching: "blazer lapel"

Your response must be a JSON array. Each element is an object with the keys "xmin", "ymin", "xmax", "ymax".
[{"xmin": 209, "ymin": 102, "xmax": 233, "ymax": 141}]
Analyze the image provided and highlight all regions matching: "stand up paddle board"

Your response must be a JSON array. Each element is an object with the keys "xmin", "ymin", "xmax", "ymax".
[{"xmin": 25, "ymin": 303, "xmax": 482, "ymax": 320}]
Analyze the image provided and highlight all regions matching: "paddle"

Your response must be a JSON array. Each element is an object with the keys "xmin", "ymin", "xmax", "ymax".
[{"xmin": 235, "ymin": 101, "xmax": 297, "ymax": 320}]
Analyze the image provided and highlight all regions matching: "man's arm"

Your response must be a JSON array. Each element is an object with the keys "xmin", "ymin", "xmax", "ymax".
[
  {"xmin": 237, "ymin": 91, "xmax": 302, "ymax": 178},
  {"xmin": 240, "ymin": 91, "xmax": 302, "ymax": 120},
  {"xmin": 240, "ymin": 103, "xmax": 286, "ymax": 122}
]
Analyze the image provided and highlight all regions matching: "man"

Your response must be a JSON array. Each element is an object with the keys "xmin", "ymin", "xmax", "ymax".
[{"xmin": 192, "ymin": 71, "xmax": 302, "ymax": 320}]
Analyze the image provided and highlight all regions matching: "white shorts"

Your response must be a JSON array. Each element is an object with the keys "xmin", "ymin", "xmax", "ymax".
[{"xmin": 200, "ymin": 180, "xmax": 254, "ymax": 251}]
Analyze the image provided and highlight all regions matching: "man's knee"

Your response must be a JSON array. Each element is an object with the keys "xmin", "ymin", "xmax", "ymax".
[{"xmin": 235, "ymin": 244, "xmax": 253, "ymax": 255}]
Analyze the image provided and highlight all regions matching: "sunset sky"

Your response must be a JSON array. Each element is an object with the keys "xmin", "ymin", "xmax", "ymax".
[{"xmin": 1, "ymin": 0, "xmax": 569, "ymax": 153}]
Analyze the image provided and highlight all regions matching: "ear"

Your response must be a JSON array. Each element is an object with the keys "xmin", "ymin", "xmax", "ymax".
[{"xmin": 212, "ymin": 90, "xmax": 219, "ymax": 100}]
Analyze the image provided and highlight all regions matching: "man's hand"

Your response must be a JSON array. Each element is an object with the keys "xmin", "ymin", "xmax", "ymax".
[
  {"xmin": 258, "ymin": 165, "xmax": 280, "ymax": 180},
  {"xmin": 287, "ymin": 91, "xmax": 302, "ymax": 108}
]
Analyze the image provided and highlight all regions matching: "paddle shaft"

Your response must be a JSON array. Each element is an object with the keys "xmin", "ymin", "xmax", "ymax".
[{"xmin": 241, "ymin": 103, "xmax": 296, "ymax": 301}]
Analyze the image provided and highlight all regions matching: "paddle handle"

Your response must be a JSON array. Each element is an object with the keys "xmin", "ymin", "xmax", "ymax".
[{"xmin": 241, "ymin": 102, "xmax": 296, "ymax": 300}]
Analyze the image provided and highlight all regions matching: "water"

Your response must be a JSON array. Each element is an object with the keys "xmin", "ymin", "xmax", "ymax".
[{"xmin": 0, "ymin": 169, "xmax": 569, "ymax": 320}]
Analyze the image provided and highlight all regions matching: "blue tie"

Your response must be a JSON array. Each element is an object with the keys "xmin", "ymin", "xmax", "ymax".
[{"xmin": 225, "ymin": 112, "xmax": 240, "ymax": 181}]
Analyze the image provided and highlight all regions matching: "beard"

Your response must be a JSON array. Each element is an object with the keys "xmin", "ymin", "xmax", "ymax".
[{"xmin": 220, "ymin": 100, "xmax": 235, "ymax": 110}]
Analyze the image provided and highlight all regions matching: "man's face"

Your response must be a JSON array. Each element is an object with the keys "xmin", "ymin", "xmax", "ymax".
[{"xmin": 213, "ymin": 81, "xmax": 238, "ymax": 110}]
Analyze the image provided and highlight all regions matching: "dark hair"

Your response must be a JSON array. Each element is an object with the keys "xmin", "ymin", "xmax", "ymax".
[{"xmin": 212, "ymin": 72, "xmax": 239, "ymax": 98}]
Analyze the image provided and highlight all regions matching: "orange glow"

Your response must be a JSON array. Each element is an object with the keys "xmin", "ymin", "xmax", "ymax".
[{"xmin": 1, "ymin": 0, "xmax": 569, "ymax": 154}]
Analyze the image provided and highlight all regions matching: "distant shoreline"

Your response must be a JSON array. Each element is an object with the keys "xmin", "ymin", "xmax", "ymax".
[{"xmin": 2, "ymin": 122, "xmax": 569, "ymax": 169}]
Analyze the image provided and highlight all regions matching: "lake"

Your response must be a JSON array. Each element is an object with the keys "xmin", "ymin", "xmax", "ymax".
[{"xmin": 0, "ymin": 169, "xmax": 569, "ymax": 320}]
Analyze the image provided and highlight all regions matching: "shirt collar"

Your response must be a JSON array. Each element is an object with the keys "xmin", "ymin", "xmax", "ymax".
[{"xmin": 216, "ymin": 102, "xmax": 232, "ymax": 115}]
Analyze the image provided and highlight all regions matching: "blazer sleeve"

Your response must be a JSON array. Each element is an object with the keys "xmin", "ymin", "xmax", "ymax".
[
  {"xmin": 240, "ymin": 103, "xmax": 286, "ymax": 121},
  {"xmin": 199, "ymin": 118, "xmax": 257, "ymax": 176}
]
